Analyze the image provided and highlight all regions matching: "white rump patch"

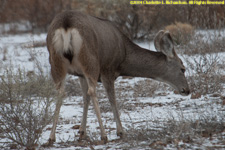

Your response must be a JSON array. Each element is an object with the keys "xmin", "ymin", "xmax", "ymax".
[
  {"xmin": 52, "ymin": 28, "xmax": 83, "ymax": 55},
  {"xmin": 70, "ymin": 28, "xmax": 83, "ymax": 54}
]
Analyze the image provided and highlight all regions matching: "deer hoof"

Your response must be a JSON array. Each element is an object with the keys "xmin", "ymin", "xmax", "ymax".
[
  {"xmin": 101, "ymin": 136, "xmax": 108, "ymax": 144},
  {"xmin": 78, "ymin": 130, "xmax": 84, "ymax": 135},
  {"xmin": 48, "ymin": 138, "xmax": 55, "ymax": 145},
  {"xmin": 78, "ymin": 130, "xmax": 88, "ymax": 141},
  {"xmin": 117, "ymin": 131, "xmax": 124, "ymax": 138},
  {"xmin": 42, "ymin": 138, "xmax": 55, "ymax": 147}
]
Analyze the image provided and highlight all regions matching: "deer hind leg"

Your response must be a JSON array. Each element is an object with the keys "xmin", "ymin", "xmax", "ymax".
[
  {"xmin": 78, "ymin": 77, "xmax": 90, "ymax": 140},
  {"xmin": 78, "ymin": 46, "xmax": 107, "ymax": 142},
  {"xmin": 101, "ymin": 74, "xmax": 124, "ymax": 138},
  {"xmin": 47, "ymin": 57, "xmax": 67, "ymax": 145},
  {"xmin": 85, "ymin": 75, "xmax": 107, "ymax": 143}
]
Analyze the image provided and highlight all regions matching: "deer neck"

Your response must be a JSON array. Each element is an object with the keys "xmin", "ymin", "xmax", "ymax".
[{"xmin": 119, "ymin": 42, "xmax": 167, "ymax": 79}]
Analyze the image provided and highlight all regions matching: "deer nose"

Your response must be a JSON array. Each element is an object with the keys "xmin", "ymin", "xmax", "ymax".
[
  {"xmin": 186, "ymin": 89, "xmax": 190, "ymax": 95},
  {"xmin": 181, "ymin": 88, "xmax": 190, "ymax": 96}
]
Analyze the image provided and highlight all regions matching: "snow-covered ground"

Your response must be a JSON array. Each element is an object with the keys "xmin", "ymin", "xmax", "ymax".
[{"xmin": 0, "ymin": 32, "xmax": 224, "ymax": 150}]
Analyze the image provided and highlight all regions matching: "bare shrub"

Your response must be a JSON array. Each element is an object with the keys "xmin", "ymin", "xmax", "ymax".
[
  {"xmin": 165, "ymin": 22, "xmax": 194, "ymax": 45},
  {"xmin": 182, "ymin": 30, "xmax": 225, "ymax": 55},
  {"xmin": 0, "ymin": 67, "xmax": 57, "ymax": 149},
  {"xmin": 65, "ymin": 77, "xmax": 82, "ymax": 97},
  {"xmin": 185, "ymin": 53, "xmax": 224, "ymax": 95},
  {"xmin": 0, "ymin": 0, "xmax": 65, "ymax": 33},
  {"xmin": 71, "ymin": 0, "xmax": 156, "ymax": 40}
]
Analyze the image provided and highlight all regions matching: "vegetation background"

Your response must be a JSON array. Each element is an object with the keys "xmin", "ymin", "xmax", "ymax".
[
  {"xmin": 0, "ymin": 0, "xmax": 224, "ymax": 149},
  {"xmin": 0, "ymin": 0, "xmax": 224, "ymax": 39}
]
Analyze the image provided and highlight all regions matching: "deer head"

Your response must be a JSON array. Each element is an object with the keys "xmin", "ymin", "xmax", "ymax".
[{"xmin": 154, "ymin": 30, "xmax": 190, "ymax": 95}]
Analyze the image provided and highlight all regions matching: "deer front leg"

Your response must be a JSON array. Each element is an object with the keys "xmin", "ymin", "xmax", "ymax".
[
  {"xmin": 78, "ymin": 77, "xmax": 90, "ymax": 140},
  {"xmin": 101, "ymin": 75, "xmax": 124, "ymax": 138}
]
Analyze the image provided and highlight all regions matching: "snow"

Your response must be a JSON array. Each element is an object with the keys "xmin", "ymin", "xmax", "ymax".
[
  {"xmin": 0, "ymin": 31, "xmax": 224, "ymax": 149},
  {"xmin": 195, "ymin": 29, "xmax": 225, "ymax": 43},
  {"xmin": 0, "ymin": 33, "xmax": 49, "ymax": 75},
  {"xmin": 0, "ymin": 22, "xmax": 32, "ymax": 34}
]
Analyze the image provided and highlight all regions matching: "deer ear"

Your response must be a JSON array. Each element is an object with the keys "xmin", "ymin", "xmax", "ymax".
[
  {"xmin": 160, "ymin": 31, "xmax": 175, "ymax": 58},
  {"xmin": 154, "ymin": 30, "xmax": 164, "ymax": 52}
]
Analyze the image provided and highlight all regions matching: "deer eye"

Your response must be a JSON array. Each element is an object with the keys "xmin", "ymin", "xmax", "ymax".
[{"xmin": 181, "ymin": 68, "xmax": 185, "ymax": 73}]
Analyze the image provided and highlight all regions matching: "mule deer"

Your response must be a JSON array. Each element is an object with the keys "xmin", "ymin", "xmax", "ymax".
[{"xmin": 46, "ymin": 10, "xmax": 190, "ymax": 144}]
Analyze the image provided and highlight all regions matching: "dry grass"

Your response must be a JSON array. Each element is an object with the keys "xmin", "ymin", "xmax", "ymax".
[
  {"xmin": 117, "ymin": 104, "xmax": 224, "ymax": 149},
  {"xmin": 133, "ymin": 79, "xmax": 159, "ymax": 98},
  {"xmin": 165, "ymin": 22, "xmax": 194, "ymax": 45}
]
